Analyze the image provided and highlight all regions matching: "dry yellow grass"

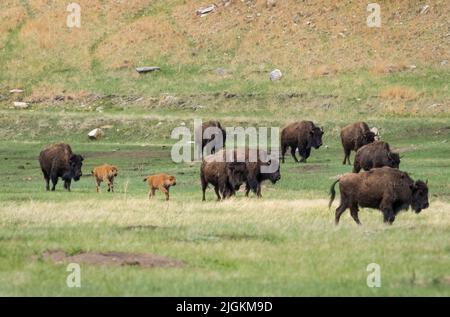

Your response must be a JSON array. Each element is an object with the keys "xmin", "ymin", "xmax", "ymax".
[{"xmin": 379, "ymin": 85, "xmax": 419, "ymax": 101}]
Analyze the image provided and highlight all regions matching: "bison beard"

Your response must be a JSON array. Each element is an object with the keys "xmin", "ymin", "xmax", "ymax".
[
  {"xmin": 39, "ymin": 143, "xmax": 84, "ymax": 192},
  {"xmin": 329, "ymin": 167, "xmax": 429, "ymax": 225}
]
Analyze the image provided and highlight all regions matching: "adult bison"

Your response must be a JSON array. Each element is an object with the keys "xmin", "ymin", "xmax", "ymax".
[
  {"xmin": 196, "ymin": 120, "xmax": 227, "ymax": 156},
  {"xmin": 200, "ymin": 148, "xmax": 280, "ymax": 200},
  {"xmin": 353, "ymin": 141, "xmax": 400, "ymax": 173},
  {"xmin": 39, "ymin": 143, "xmax": 84, "ymax": 191},
  {"xmin": 241, "ymin": 148, "xmax": 281, "ymax": 198},
  {"xmin": 281, "ymin": 121, "xmax": 324, "ymax": 163},
  {"xmin": 329, "ymin": 167, "xmax": 429, "ymax": 225},
  {"xmin": 200, "ymin": 150, "xmax": 247, "ymax": 201},
  {"xmin": 340, "ymin": 122, "xmax": 375, "ymax": 165}
]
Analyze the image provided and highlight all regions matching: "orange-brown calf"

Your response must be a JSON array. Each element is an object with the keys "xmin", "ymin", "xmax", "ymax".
[
  {"xmin": 143, "ymin": 173, "xmax": 176, "ymax": 201},
  {"xmin": 91, "ymin": 164, "xmax": 118, "ymax": 192}
]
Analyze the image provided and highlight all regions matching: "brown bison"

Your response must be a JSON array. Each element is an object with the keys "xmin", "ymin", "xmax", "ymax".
[
  {"xmin": 353, "ymin": 141, "xmax": 400, "ymax": 173},
  {"xmin": 281, "ymin": 121, "xmax": 324, "ymax": 163},
  {"xmin": 143, "ymin": 173, "xmax": 177, "ymax": 201},
  {"xmin": 39, "ymin": 143, "xmax": 84, "ymax": 191},
  {"xmin": 340, "ymin": 122, "xmax": 375, "ymax": 165},
  {"xmin": 91, "ymin": 164, "xmax": 118, "ymax": 192},
  {"xmin": 200, "ymin": 148, "xmax": 281, "ymax": 200},
  {"xmin": 329, "ymin": 167, "xmax": 429, "ymax": 225},
  {"xmin": 241, "ymin": 149, "xmax": 281, "ymax": 198},
  {"xmin": 200, "ymin": 150, "xmax": 247, "ymax": 201},
  {"xmin": 196, "ymin": 120, "xmax": 227, "ymax": 155}
]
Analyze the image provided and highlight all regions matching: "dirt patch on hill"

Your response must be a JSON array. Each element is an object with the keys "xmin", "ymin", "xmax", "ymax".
[{"xmin": 42, "ymin": 250, "xmax": 183, "ymax": 268}]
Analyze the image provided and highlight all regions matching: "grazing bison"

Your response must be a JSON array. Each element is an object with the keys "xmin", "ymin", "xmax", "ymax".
[
  {"xmin": 241, "ymin": 149, "xmax": 281, "ymax": 198},
  {"xmin": 200, "ymin": 148, "xmax": 280, "ymax": 200},
  {"xmin": 91, "ymin": 164, "xmax": 118, "ymax": 192},
  {"xmin": 329, "ymin": 167, "xmax": 429, "ymax": 225},
  {"xmin": 281, "ymin": 121, "xmax": 324, "ymax": 163},
  {"xmin": 196, "ymin": 120, "xmax": 227, "ymax": 155},
  {"xmin": 39, "ymin": 143, "xmax": 84, "ymax": 191},
  {"xmin": 200, "ymin": 150, "xmax": 247, "ymax": 201},
  {"xmin": 353, "ymin": 141, "xmax": 400, "ymax": 173},
  {"xmin": 340, "ymin": 122, "xmax": 375, "ymax": 165},
  {"xmin": 143, "ymin": 173, "xmax": 177, "ymax": 201}
]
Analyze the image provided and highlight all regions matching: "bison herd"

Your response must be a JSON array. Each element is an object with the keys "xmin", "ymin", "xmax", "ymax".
[{"xmin": 37, "ymin": 120, "xmax": 430, "ymax": 225}]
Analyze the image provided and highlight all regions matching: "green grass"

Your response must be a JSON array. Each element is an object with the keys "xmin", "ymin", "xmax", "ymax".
[{"xmin": 0, "ymin": 112, "xmax": 449, "ymax": 296}]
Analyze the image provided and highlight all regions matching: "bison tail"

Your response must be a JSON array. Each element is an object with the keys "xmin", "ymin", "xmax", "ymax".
[{"xmin": 328, "ymin": 179, "xmax": 340, "ymax": 209}]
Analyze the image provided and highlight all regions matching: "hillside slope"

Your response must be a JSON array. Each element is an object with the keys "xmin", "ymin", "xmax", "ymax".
[{"xmin": 0, "ymin": 0, "xmax": 448, "ymax": 101}]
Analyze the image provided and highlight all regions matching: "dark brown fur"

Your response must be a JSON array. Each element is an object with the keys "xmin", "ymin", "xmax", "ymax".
[
  {"xmin": 329, "ymin": 167, "xmax": 429, "ymax": 225},
  {"xmin": 281, "ymin": 121, "xmax": 324, "ymax": 163},
  {"xmin": 340, "ymin": 122, "xmax": 375, "ymax": 165},
  {"xmin": 38, "ymin": 143, "xmax": 84, "ymax": 191},
  {"xmin": 196, "ymin": 120, "xmax": 227, "ymax": 155},
  {"xmin": 353, "ymin": 141, "xmax": 400, "ymax": 173}
]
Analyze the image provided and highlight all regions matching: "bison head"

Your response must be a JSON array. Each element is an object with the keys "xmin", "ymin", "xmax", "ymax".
[
  {"xmin": 310, "ymin": 126, "xmax": 324, "ymax": 149},
  {"xmin": 261, "ymin": 160, "xmax": 281, "ymax": 184},
  {"xmin": 68, "ymin": 154, "xmax": 84, "ymax": 181},
  {"xmin": 388, "ymin": 152, "xmax": 401, "ymax": 168},
  {"xmin": 227, "ymin": 162, "xmax": 247, "ymax": 189},
  {"xmin": 363, "ymin": 130, "xmax": 376, "ymax": 145},
  {"xmin": 110, "ymin": 166, "xmax": 118, "ymax": 177},
  {"xmin": 411, "ymin": 180, "xmax": 429, "ymax": 213}
]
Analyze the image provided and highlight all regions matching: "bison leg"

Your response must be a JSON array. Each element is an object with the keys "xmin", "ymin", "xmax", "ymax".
[
  {"xmin": 214, "ymin": 185, "xmax": 221, "ymax": 201},
  {"xmin": 95, "ymin": 179, "xmax": 101, "ymax": 192},
  {"xmin": 281, "ymin": 144, "xmax": 288, "ymax": 164},
  {"xmin": 42, "ymin": 169, "xmax": 50, "ymax": 191},
  {"xmin": 64, "ymin": 179, "xmax": 71, "ymax": 192},
  {"xmin": 50, "ymin": 175, "xmax": 58, "ymax": 191},
  {"xmin": 381, "ymin": 197, "xmax": 396, "ymax": 224},
  {"xmin": 148, "ymin": 187, "xmax": 156, "ymax": 200},
  {"xmin": 290, "ymin": 147, "xmax": 299, "ymax": 163},
  {"xmin": 245, "ymin": 183, "xmax": 251, "ymax": 197},
  {"xmin": 350, "ymin": 204, "xmax": 361, "ymax": 225},
  {"xmin": 256, "ymin": 184, "xmax": 262, "ymax": 198},
  {"xmin": 300, "ymin": 148, "xmax": 311, "ymax": 163},
  {"xmin": 343, "ymin": 148, "xmax": 351, "ymax": 165},
  {"xmin": 335, "ymin": 193, "xmax": 349, "ymax": 225}
]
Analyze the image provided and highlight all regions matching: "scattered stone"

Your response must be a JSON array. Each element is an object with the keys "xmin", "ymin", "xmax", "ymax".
[
  {"xmin": 95, "ymin": 106, "xmax": 104, "ymax": 113},
  {"xmin": 136, "ymin": 66, "xmax": 161, "ymax": 74},
  {"xmin": 13, "ymin": 101, "xmax": 29, "ymax": 109},
  {"xmin": 270, "ymin": 69, "xmax": 283, "ymax": 81},
  {"xmin": 10, "ymin": 89, "xmax": 24, "ymax": 94},
  {"xmin": 266, "ymin": 0, "xmax": 276, "ymax": 9},
  {"xmin": 41, "ymin": 250, "xmax": 183, "ymax": 268},
  {"xmin": 441, "ymin": 60, "xmax": 448, "ymax": 66},
  {"xmin": 224, "ymin": 91, "xmax": 237, "ymax": 98},
  {"xmin": 88, "ymin": 128, "xmax": 103, "ymax": 140},
  {"xmin": 196, "ymin": 4, "xmax": 216, "ymax": 17},
  {"xmin": 215, "ymin": 68, "xmax": 229, "ymax": 76},
  {"xmin": 409, "ymin": 65, "xmax": 417, "ymax": 70},
  {"xmin": 100, "ymin": 125, "xmax": 114, "ymax": 129},
  {"xmin": 54, "ymin": 95, "xmax": 65, "ymax": 101},
  {"xmin": 419, "ymin": 4, "xmax": 429, "ymax": 14}
]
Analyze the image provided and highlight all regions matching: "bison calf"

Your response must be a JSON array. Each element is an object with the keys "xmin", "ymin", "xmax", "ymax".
[
  {"xmin": 144, "ymin": 173, "xmax": 177, "ymax": 201},
  {"xmin": 329, "ymin": 167, "xmax": 429, "ymax": 225},
  {"xmin": 91, "ymin": 164, "xmax": 118, "ymax": 192},
  {"xmin": 39, "ymin": 143, "xmax": 84, "ymax": 191},
  {"xmin": 340, "ymin": 122, "xmax": 375, "ymax": 165},
  {"xmin": 353, "ymin": 141, "xmax": 400, "ymax": 173}
]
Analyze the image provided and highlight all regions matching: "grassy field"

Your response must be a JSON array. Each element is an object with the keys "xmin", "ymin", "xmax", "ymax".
[{"xmin": 0, "ymin": 0, "xmax": 449, "ymax": 296}]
